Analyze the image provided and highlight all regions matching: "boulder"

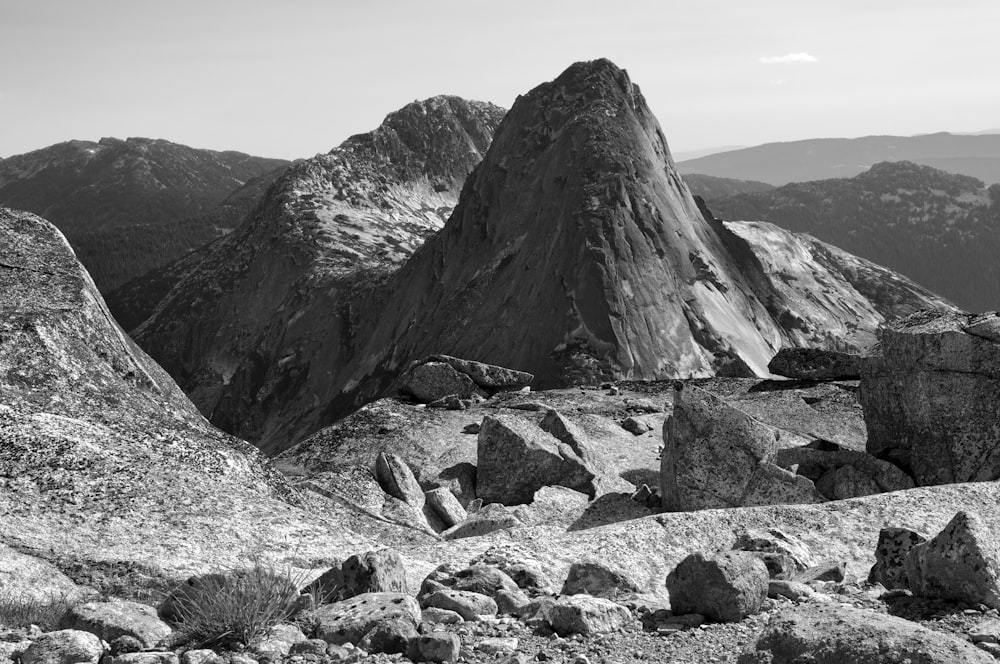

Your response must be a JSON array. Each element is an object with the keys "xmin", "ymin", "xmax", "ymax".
[
  {"xmin": 767, "ymin": 348, "xmax": 861, "ymax": 380},
  {"xmin": 732, "ymin": 528, "xmax": 816, "ymax": 579},
  {"xmin": 495, "ymin": 589, "xmax": 530, "ymax": 616},
  {"xmin": 415, "ymin": 632, "xmax": 461, "ymax": 663},
  {"xmin": 548, "ymin": 595, "xmax": 633, "ymax": 636},
  {"xmin": 424, "ymin": 488, "xmax": 467, "ymax": 528},
  {"xmin": 452, "ymin": 565, "xmax": 521, "ymax": 598},
  {"xmin": 180, "ymin": 650, "xmax": 223, "ymax": 664},
  {"xmin": 792, "ymin": 561, "xmax": 846, "ymax": 584},
  {"xmin": 421, "ymin": 607, "xmax": 463, "ymax": 624},
  {"xmin": 440, "ymin": 503, "xmax": 523, "ymax": 540},
  {"xmin": 475, "ymin": 637, "xmax": 519, "ymax": 655},
  {"xmin": 905, "ymin": 511, "xmax": 1000, "ymax": 607},
  {"xmin": 665, "ymin": 551, "xmax": 769, "ymax": 622},
  {"xmin": 426, "ymin": 355, "xmax": 533, "ymax": 391},
  {"xmin": 20, "ymin": 630, "xmax": 104, "ymax": 664},
  {"xmin": 859, "ymin": 310, "xmax": 1000, "ymax": 485},
  {"xmin": 738, "ymin": 603, "xmax": 994, "ymax": 663},
  {"xmin": 374, "ymin": 453, "xmax": 424, "ymax": 509},
  {"xmin": 477, "ymin": 414, "xmax": 596, "ymax": 504},
  {"xmin": 340, "ymin": 549, "xmax": 409, "ymax": 599},
  {"xmin": 423, "ymin": 590, "xmax": 498, "ymax": 621},
  {"xmin": 560, "ymin": 561, "xmax": 640, "ymax": 599},
  {"xmin": 108, "ymin": 654, "xmax": 178, "ymax": 664},
  {"xmin": 314, "ymin": 593, "xmax": 420, "ymax": 646},
  {"xmin": 399, "ymin": 361, "xmax": 484, "ymax": 403},
  {"xmin": 868, "ymin": 527, "xmax": 927, "ymax": 590},
  {"xmin": 661, "ymin": 383, "xmax": 824, "ymax": 511},
  {"xmin": 60, "ymin": 598, "xmax": 171, "ymax": 648},
  {"xmin": 250, "ymin": 623, "xmax": 307, "ymax": 656},
  {"xmin": 357, "ymin": 617, "xmax": 417, "ymax": 655},
  {"xmin": 775, "ymin": 447, "xmax": 914, "ymax": 500},
  {"xmin": 621, "ymin": 416, "xmax": 654, "ymax": 435},
  {"xmin": 767, "ymin": 580, "xmax": 815, "ymax": 601}
]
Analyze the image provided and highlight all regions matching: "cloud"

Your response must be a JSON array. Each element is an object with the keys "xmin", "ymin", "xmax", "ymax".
[
  {"xmin": 768, "ymin": 79, "xmax": 786, "ymax": 86},
  {"xmin": 760, "ymin": 52, "xmax": 818, "ymax": 64}
]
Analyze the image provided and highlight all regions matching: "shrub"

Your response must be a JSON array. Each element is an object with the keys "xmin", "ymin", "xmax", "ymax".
[
  {"xmin": 0, "ymin": 592, "xmax": 75, "ymax": 630},
  {"xmin": 168, "ymin": 563, "xmax": 303, "ymax": 648}
]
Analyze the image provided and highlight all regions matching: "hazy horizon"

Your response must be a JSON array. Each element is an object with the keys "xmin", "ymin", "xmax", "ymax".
[{"xmin": 3, "ymin": 1, "xmax": 999, "ymax": 161}]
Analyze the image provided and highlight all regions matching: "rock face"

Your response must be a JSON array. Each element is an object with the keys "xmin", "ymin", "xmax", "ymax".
[
  {"xmin": 476, "ymin": 413, "xmax": 596, "ymax": 504},
  {"xmin": 129, "ymin": 60, "xmax": 950, "ymax": 455},
  {"xmin": 860, "ymin": 310, "xmax": 1000, "ymax": 485},
  {"xmin": 665, "ymin": 551, "xmax": 769, "ymax": 622},
  {"xmin": 0, "ymin": 137, "xmax": 287, "ymax": 294},
  {"xmin": 661, "ymin": 383, "xmax": 824, "ymax": 510},
  {"xmin": 904, "ymin": 511, "xmax": 1000, "ymax": 608},
  {"xmin": 738, "ymin": 603, "xmax": 995, "ymax": 664},
  {"xmin": 132, "ymin": 96, "xmax": 505, "ymax": 454}
]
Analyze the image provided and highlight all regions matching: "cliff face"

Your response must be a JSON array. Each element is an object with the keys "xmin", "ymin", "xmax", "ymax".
[
  {"xmin": 132, "ymin": 97, "xmax": 506, "ymax": 451},
  {"xmin": 0, "ymin": 137, "xmax": 289, "ymax": 293}
]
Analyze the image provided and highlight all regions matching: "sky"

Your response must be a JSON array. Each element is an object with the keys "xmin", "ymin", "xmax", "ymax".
[{"xmin": 1, "ymin": 0, "xmax": 998, "ymax": 160}]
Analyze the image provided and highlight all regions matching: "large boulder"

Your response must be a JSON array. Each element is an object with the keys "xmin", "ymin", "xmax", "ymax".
[
  {"xmin": 399, "ymin": 361, "xmax": 484, "ymax": 403},
  {"xmin": 426, "ymin": 355, "xmax": 533, "ymax": 391},
  {"xmin": 859, "ymin": 310, "xmax": 1000, "ymax": 485},
  {"xmin": 905, "ymin": 511, "xmax": 1000, "ymax": 607},
  {"xmin": 868, "ymin": 527, "xmax": 927, "ymax": 590},
  {"xmin": 547, "ymin": 595, "xmax": 633, "ymax": 636},
  {"xmin": 476, "ymin": 413, "xmax": 596, "ymax": 504},
  {"xmin": 666, "ymin": 551, "xmax": 769, "ymax": 622},
  {"xmin": 561, "ymin": 561, "xmax": 640, "ymax": 599},
  {"xmin": 775, "ymin": 446, "xmax": 914, "ymax": 500},
  {"xmin": 60, "ymin": 598, "xmax": 171, "ymax": 648},
  {"xmin": 661, "ymin": 383, "xmax": 823, "ymax": 510},
  {"xmin": 374, "ymin": 453, "xmax": 424, "ymax": 509},
  {"xmin": 313, "ymin": 593, "xmax": 420, "ymax": 646},
  {"xmin": 424, "ymin": 488, "xmax": 467, "ymax": 528},
  {"xmin": 340, "ymin": 549, "xmax": 409, "ymax": 599},
  {"xmin": 738, "ymin": 603, "xmax": 994, "ymax": 664},
  {"xmin": 21, "ymin": 630, "xmax": 104, "ymax": 664},
  {"xmin": 767, "ymin": 347, "xmax": 861, "ymax": 380}
]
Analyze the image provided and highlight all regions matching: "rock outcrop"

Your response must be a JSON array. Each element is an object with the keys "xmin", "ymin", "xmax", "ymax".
[
  {"xmin": 661, "ymin": 383, "xmax": 823, "ymax": 511},
  {"xmin": 860, "ymin": 310, "xmax": 1000, "ymax": 485}
]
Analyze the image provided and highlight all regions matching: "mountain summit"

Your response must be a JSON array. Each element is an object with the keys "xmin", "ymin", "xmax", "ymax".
[{"xmin": 132, "ymin": 60, "xmax": 952, "ymax": 452}]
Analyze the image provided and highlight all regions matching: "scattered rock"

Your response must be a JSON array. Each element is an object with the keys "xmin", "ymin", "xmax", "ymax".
[
  {"xmin": 521, "ymin": 596, "xmax": 557, "ymax": 628},
  {"xmin": 288, "ymin": 639, "xmax": 328, "ymax": 656},
  {"xmin": 421, "ymin": 607, "xmax": 464, "ymax": 624},
  {"xmin": 424, "ymin": 488, "xmax": 467, "ymax": 528},
  {"xmin": 661, "ymin": 383, "xmax": 824, "ymax": 511},
  {"xmin": 340, "ymin": 549, "xmax": 409, "ymax": 599},
  {"xmin": 560, "ymin": 561, "xmax": 640, "ymax": 599},
  {"xmin": 732, "ymin": 528, "xmax": 816, "ymax": 579},
  {"xmin": 792, "ymin": 561, "xmax": 846, "ymax": 584},
  {"xmin": 548, "ymin": 595, "xmax": 633, "ymax": 636},
  {"xmin": 314, "ymin": 593, "xmax": 420, "ymax": 646},
  {"xmin": 374, "ymin": 453, "xmax": 424, "ymax": 509},
  {"xmin": 476, "ymin": 637, "xmax": 519, "ymax": 655},
  {"xmin": 477, "ymin": 413, "xmax": 596, "ymax": 504},
  {"xmin": 108, "ymin": 653, "xmax": 178, "ymax": 664},
  {"xmin": 462, "ymin": 422, "xmax": 481, "ymax": 434},
  {"xmin": 21, "ymin": 629, "xmax": 104, "ymax": 664},
  {"xmin": 108, "ymin": 636, "xmax": 143, "ymax": 656},
  {"xmin": 452, "ymin": 565, "xmax": 521, "ymax": 598},
  {"xmin": 860, "ymin": 310, "xmax": 1000, "ymax": 485},
  {"xmin": 495, "ymin": 589, "xmax": 530, "ymax": 616},
  {"xmin": 905, "ymin": 511, "xmax": 1000, "ymax": 607},
  {"xmin": 60, "ymin": 598, "xmax": 171, "ymax": 648},
  {"xmin": 250, "ymin": 624, "xmax": 306, "ymax": 656},
  {"xmin": 768, "ymin": 348, "xmax": 860, "ymax": 380},
  {"xmin": 665, "ymin": 551, "xmax": 769, "ymax": 622},
  {"xmin": 775, "ymin": 446, "xmax": 914, "ymax": 499},
  {"xmin": 357, "ymin": 617, "xmax": 416, "ymax": 655},
  {"xmin": 180, "ymin": 650, "xmax": 222, "ymax": 664},
  {"xmin": 621, "ymin": 416, "xmax": 653, "ymax": 435},
  {"xmin": 971, "ymin": 619, "xmax": 1000, "ymax": 644},
  {"xmin": 738, "ymin": 603, "xmax": 995, "ymax": 663},
  {"xmin": 868, "ymin": 527, "xmax": 927, "ymax": 590},
  {"xmin": 422, "ymin": 590, "xmax": 498, "ymax": 621},
  {"xmin": 440, "ymin": 503, "xmax": 523, "ymax": 540},
  {"xmin": 767, "ymin": 580, "xmax": 815, "ymax": 601}
]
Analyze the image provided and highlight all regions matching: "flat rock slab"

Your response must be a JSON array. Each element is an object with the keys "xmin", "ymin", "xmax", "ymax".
[
  {"xmin": 314, "ymin": 592, "xmax": 420, "ymax": 646},
  {"xmin": 738, "ymin": 603, "xmax": 995, "ymax": 663}
]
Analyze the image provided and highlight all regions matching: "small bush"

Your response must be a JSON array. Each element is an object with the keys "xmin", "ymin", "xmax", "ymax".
[
  {"xmin": 0, "ymin": 593, "xmax": 75, "ymax": 630},
  {"xmin": 169, "ymin": 563, "xmax": 303, "ymax": 649}
]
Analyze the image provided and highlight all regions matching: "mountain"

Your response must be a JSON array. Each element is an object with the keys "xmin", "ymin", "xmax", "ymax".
[
  {"xmin": 673, "ymin": 145, "xmax": 746, "ymax": 161},
  {"xmin": 683, "ymin": 174, "xmax": 775, "ymax": 199},
  {"xmin": 676, "ymin": 133, "xmax": 1000, "ymax": 186},
  {"xmin": 709, "ymin": 161, "xmax": 1000, "ymax": 312},
  {"xmin": 0, "ymin": 137, "xmax": 289, "ymax": 293},
  {"xmin": 131, "ymin": 60, "xmax": 953, "ymax": 454},
  {"xmin": 131, "ymin": 95, "xmax": 506, "ymax": 451}
]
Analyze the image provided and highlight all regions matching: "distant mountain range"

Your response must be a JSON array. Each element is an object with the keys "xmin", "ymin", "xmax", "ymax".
[
  {"xmin": 677, "ymin": 133, "xmax": 1000, "ymax": 186},
  {"xmin": 707, "ymin": 161, "xmax": 1000, "ymax": 312},
  {"xmin": 682, "ymin": 174, "xmax": 775, "ymax": 199},
  {"xmin": 0, "ymin": 137, "xmax": 289, "ymax": 293}
]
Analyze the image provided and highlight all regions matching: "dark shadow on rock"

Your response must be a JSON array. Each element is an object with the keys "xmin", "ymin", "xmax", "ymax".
[
  {"xmin": 567, "ymin": 494, "xmax": 656, "ymax": 532},
  {"xmin": 620, "ymin": 468, "xmax": 659, "ymax": 488}
]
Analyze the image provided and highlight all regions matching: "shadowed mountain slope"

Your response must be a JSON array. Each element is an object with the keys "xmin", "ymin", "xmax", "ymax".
[
  {"xmin": 710, "ymin": 161, "xmax": 1000, "ymax": 312},
  {"xmin": 0, "ymin": 137, "xmax": 289, "ymax": 293}
]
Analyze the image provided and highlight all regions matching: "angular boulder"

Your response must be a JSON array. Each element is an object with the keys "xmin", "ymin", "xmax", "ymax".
[
  {"xmin": 415, "ymin": 632, "xmax": 462, "ymax": 664},
  {"xmin": 767, "ymin": 347, "xmax": 861, "ymax": 380},
  {"xmin": 340, "ymin": 549, "xmax": 409, "ymax": 599},
  {"xmin": 374, "ymin": 453, "xmax": 424, "ymax": 509},
  {"xmin": 424, "ymin": 487, "xmax": 467, "ymax": 528},
  {"xmin": 21, "ymin": 630, "xmax": 104, "ymax": 664},
  {"xmin": 560, "ymin": 561, "xmax": 640, "ymax": 599},
  {"xmin": 477, "ymin": 413, "xmax": 596, "ymax": 504},
  {"xmin": 423, "ymin": 589, "xmax": 498, "ymax": 621},
  {"xmin": 426, "ymin": 355, "xmax": 533, "ymax": 391},
  {"xmin": 548, "ymin": 595, "xmax": 633, "ymax": 636},
  {"xmin": 775, "ymin": 446, "xmax": 914, "ymax": 500},
  {"xmin": 859, "ymin": 310, "xmax": 1000, "ymax": 485},
  {"xmin": 399, "ymin": 361, "xmax": 483, "ymax": 403},
  {"xmin": 314, "ymin": 592, "xmax": 420, "ymax": 646},
  {"xmin": 661, "ymin": 383, "xmax": 823, "ymax": 511},
  {"xmin": 738, "ymin": 603, "xmax": 994, "ymax": 664},
  {"xmin": 60, "ymin": 598, "xmax": 171, "ymax": 648},
  {"xmin": 440, "ymin": 503, "xmax": 523, "ymax": 540},
  {"xmin": 665, "ymin": 551, "xmax": 769, "ymax": 622},
  {"xmin": 868, "ymin": 527, "xmax": 927, "ymax": 590},
  {"xmin": 732, "ymin": 528, "xmax": 816, "ymax": 579},
  {"xmin": 904, "ymin": 511, "xmax": 1000, "ymax": 607}
]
